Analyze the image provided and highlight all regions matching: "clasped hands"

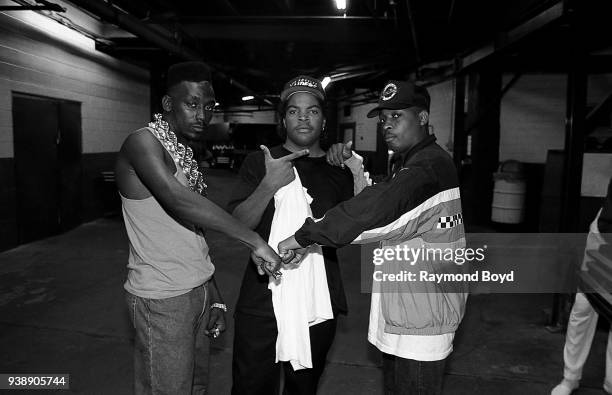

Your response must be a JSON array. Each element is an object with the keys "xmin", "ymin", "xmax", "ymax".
[
  {"xmin": 277, "ymin": 235, "xmax": 308, "ymax": 268},
  {"xmin": 251, "ymin": 235, "xmax": 308, "ymax": 279}
]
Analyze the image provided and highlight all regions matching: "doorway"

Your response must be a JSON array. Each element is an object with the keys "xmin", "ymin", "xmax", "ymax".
[
  {"xmin": 12, "ymin": 93, "xmax": 82, "ymax": 245},
  {"xmin": 339, "ymin": 122, "xmax": 356, "ymax": 146}
]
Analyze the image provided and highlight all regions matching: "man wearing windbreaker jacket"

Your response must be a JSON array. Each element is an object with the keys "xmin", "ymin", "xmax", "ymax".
[{"xmin": 279, "ymin": 80, "xmax": 468, "ymax": 395}]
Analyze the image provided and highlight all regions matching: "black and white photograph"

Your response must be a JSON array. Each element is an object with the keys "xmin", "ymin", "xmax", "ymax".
[{"xmin": 1, "ymin": 0, "xmax": 612, "ymax": 394}]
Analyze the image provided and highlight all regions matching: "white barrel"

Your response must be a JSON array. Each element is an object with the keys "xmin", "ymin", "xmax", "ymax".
[{"xmin": 491, "ymin": 178, "xmax": 527, "ymax": 224}]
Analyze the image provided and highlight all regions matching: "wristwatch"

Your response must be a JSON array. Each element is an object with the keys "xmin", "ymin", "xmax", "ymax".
[{"xmin": 211, "ymin": 302, "xmax": 227, "ymax": 312}]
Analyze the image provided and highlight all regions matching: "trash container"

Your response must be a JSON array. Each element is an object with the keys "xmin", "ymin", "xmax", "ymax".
[{"xmin": 491, "ymin": 160, "xmax": 526, "ymax": 224}]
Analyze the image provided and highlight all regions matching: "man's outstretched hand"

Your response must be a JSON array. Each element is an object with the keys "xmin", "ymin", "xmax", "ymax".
[
  {"xmin": 326, "ymin": 141, "xmax": 353, "ymax": 168},
  {"xmin": 251, "ymin": 240, "xmax": 282, "ymax": 278},
  {"xmin": 278, "ymin": 235, "xmax": 309, "ymax": 267}
]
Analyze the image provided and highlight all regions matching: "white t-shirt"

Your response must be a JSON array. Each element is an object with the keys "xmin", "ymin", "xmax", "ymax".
[{"xmin": 367, "ymin": 292, "xmax": 454, "ymax": 361}]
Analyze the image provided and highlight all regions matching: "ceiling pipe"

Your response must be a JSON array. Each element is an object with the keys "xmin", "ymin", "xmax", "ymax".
[
  {"xmin": 329, "ymin": 69, "xmax": 380, "ymax": 82},
  {"xmin": 5, "ymin": 0, "xmax": 65, "ymax": 12},
  {"xmin": 391, "ymin": 0, "xmax": 399, "ymax": 30},
  {"xmin": 69, "ymin": 0, "xmax": 272, "ymax": 105},
  {"xmin": 447, "ymin": 0, "xmax": 455, "ymax": 24},
  {"xmin": 151, "ymin": 15, "xmax": 386, "ymax": 23},
  {"xmin": 405, "ymin": 0, "xmax": 421, "ymax": 66},
  {"xmin": 216, "ymin": 0, "xmax": 239, "ymax": 16},
  {"xmin": 70, "ymin": 0, "xmax": 201, "ymax": 59}
]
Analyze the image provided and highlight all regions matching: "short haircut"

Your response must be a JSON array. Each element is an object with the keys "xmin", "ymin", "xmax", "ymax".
[
  {"xmin": 166, "ymin": 62, "xmax": 211, "ymax": 92},
  {"xmin": 277, "ymin": 95, "xmax": 327, "ymax": 141},
  {"xmin": 278, "ymin": 94, "xmax": 325, "ymax": 117}
]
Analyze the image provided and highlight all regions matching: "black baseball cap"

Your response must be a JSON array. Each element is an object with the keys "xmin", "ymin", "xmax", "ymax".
[
  {"xmin": 366, "ymin": 80, "xmax": 430, "ymax": 118},
  {"xmin": 280, "ymin": 75, "xmax": 326, "ymax": 102}
]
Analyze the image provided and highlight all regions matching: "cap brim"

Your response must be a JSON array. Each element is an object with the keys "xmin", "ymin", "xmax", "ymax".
[
  {"xmin": 366, "ymin": 102, "xmax": 415, "ymax": 118},
  {"xmin": 280, "ymin": 87, "xmax": 325, "ymax": 102},
  {"xmin": 366, "ymin": 106, "xmax": 382, "ymax": 118}
]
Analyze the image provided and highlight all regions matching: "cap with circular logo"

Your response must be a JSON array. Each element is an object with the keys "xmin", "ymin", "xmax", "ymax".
[
  {"xmin": 280, "ymin": 75, "xmax": 326, "ymax": 102},
  {"xmin": 366, "ymin": 80, "xmax": 430, "ymax": 118}
]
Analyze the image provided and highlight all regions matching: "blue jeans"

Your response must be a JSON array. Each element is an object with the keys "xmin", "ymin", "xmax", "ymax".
[
  {"xmin": 126, "ymin": 283, "xmax": 210, "ymax": 395},
  {"xmin": 383, "ymin": 353, "xmax": 446, "ymax": 395}
]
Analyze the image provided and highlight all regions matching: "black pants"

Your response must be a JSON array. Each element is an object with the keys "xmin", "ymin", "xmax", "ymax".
[
  {"xmin": 232, "ymin": 312, "xmax": 337, "ymax": 395},
  {"xmin": 382, "ymin": 353, "xmax": 446, "ymax": 395}
]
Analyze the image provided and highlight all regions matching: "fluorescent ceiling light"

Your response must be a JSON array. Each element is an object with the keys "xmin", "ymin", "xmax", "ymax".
[
  {"xmin": 241, "ymin": 95, "xmax": 255, "ymax": 101},
  {"xmin": 335, "ymin": 0, "xmax": 347, "ymax": 10},
  {"xmin": 1, "ymin": 6, "xmax": 94, "ymax": 50},
  {"xmin": 321, "ymin": 76, "xmax": 332, "ymax": 89}
]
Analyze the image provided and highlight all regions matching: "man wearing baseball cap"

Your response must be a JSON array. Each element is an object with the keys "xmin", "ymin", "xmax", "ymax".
[
  {"xmin": 280, "ymin": 75, "xmax": 326, "ymax": 102},
  {"xmin": 229, "ymin": 75, "xmax": 354, "ymax": 394},
  {"xmin": 279, "ymin": 80, "xmax": 468, "ymax": 394}
]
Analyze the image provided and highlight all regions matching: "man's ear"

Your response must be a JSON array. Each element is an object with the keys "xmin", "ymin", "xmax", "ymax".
[
  {"xmin": 162, "ymin": 95, "xmax": 173, "ymax": 112},
  {"xmin": 322, "ymin": 120, "xmax": 326, "ymax": 130},
  {"xmin": 418, "ymin": 111, "xmax": 429, "ymax": 126}
]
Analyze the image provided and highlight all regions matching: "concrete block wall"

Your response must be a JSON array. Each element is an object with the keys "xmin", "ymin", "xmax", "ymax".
[
  {"xmin": 500, "ymin": 74, "xmax": 567, "ymax": 163},
  {"xmin": 213, "ymin": 106, "xmax": 278, "ymax": 125},
  {"xmin": 0, "ymin": 9, "xmax": 150, "ymax": 250},
  {"xmin": 427, "ymin": 79, "xmax": 455, "ymax": 154},
  {"xmin": 497, "ymin": 73, "xmax": 612, "ymax": 230},
  {"xmin": 336, "ymin": 92, "xmax": 378, "ymax": 152},
  {"xmin": 500, "ymin": 73, "xmax": 612, "ymax": 163},
  {"xmin": 0, "ymin": 10, "xmax": 150, "ymax": 157},
  {"xmin": 336, "ymin": 81, "xmax": 455, "ymax": 156}
]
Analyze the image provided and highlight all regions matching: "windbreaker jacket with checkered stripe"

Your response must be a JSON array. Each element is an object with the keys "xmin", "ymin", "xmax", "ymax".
[{"xmin": 295, "ymin": 135, "xmax": 468, "ymax": 335}]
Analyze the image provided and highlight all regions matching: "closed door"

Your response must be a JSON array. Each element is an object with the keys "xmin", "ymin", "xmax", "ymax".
[
  {"xmin": 12, "ymin": 93, "xmax": 82, "ymax": 244},
  {"xmin": 57, "ymin": 101, "xmax": 82, "ymax": 231}
]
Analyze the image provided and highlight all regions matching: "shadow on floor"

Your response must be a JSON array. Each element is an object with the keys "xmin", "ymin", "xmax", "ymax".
[{"xmin": 0, "ymin": 170, "xmax": 608, "ymax": 395}]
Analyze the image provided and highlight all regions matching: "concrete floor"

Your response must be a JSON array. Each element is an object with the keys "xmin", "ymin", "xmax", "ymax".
[{"xmin": 0, "ymin": 169, "xmax": 609, "ymax": 395}]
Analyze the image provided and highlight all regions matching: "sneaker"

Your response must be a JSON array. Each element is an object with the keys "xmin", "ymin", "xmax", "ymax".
[{"xmin": 551, "ymin": 379, "xmax": 579, "ymax": 395}]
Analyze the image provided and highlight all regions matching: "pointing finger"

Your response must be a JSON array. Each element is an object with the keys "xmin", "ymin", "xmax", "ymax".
[
  {"xmin": 281, "ymin": 149, "xmax": 309, "ymax": 161},
  {"xmin": 260, "ymin": 145, "xmax": 273, "ymax": 160}
]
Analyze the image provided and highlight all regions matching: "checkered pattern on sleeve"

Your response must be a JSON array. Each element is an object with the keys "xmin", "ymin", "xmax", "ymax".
[{"xmin": 436, "ymin": 213, "xmax": 463, "ymax": 229}]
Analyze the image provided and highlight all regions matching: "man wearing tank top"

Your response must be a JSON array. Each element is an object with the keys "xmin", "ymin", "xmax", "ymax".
[{"xmin": 115, "ymin": 62, "xmax": 281, "ymax": 395}]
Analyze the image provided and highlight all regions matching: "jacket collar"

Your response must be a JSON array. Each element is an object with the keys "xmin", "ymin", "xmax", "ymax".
[{"xmin": 391, "ymin": 134, "xmax": 437, "ymax": 173}]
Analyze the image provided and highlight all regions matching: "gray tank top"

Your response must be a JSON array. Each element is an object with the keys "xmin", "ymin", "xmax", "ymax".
[{"xmin": 121, "ymin": 131, "xmax": 214, "ymax": 299}]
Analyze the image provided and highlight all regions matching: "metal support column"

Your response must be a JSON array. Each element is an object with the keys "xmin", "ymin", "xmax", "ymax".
[
  {"xmin": 549, "ymin": 1, "xmax": 587, "ymax": 331},
  {"xmin": 560, "ymin": 18, "xmax": 586, "ymax": 233},
  {"xmin": 452, "ymin": 74, "xmax": 466, "ymax": 170},
  {"xmin": 467, "ymin": 64, "xmax": 502, "ymax": 226}
]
